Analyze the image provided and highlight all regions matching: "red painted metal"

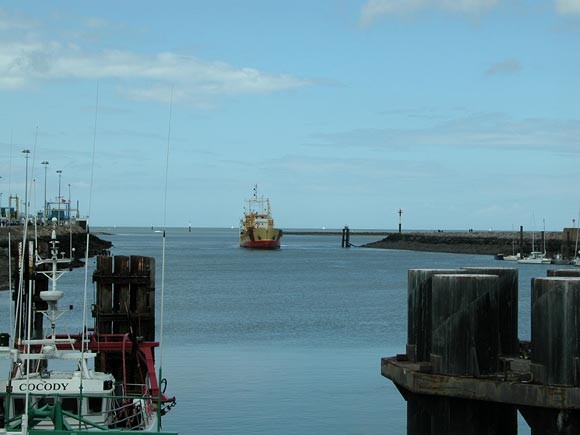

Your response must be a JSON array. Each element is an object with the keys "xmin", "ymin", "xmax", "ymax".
[
  {"xmin": 240, "ymin": 240, "xmax": 281, "ymax": 249},
  {"xmin": 49, "ymin": 333, "xmax": 171, "ymax": 402}
]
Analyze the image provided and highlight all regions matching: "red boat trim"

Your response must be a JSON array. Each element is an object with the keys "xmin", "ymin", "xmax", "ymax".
[{"xmin": 241, "ymin": 240, "xmax": 281, "ymax": 249}]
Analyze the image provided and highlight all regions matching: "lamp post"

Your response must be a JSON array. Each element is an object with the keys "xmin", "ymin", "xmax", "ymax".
[
  {"xmin": 41, "ymin": 161, "xmax": 49, "ymax": 221},
  {"xmin": 56, "ymin": 169, "xmax": 62, "ymax": 224},
  {"xmin": 22, "ymin": 150, "xmax": 30, "ymax": 224}
]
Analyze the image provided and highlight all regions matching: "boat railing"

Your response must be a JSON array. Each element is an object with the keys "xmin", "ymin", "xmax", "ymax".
[
  {"xmin": 109, "ymin": 393, "xmax": 155, "ymax": 430},
  {"xmin": 2, "ymin": 390, "xmax": 157, "ymax": 431}
]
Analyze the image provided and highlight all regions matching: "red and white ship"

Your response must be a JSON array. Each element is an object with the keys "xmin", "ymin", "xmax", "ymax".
[{"xmin": 239, "ymin": 186, "xmax": 283, "ymax": 249}]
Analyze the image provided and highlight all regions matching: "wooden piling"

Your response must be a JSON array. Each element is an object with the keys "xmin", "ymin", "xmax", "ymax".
[
  {"xmin": 94, "ymin": 256, "xmax": 113, "ymax": 334},
  {"xmin": 462, "ymin": 267, "xmax": 519, "ymax": 357},
  {"xmin": 531, "ymin": 277, "xmax": 580, "ymax": 386},
  {"xmin": 547, "ymin": 269, "xmax": 580, "ymax": 278},
  {"xmin": 384, "ymin": 265, "xmax": 580, "ymax": 434},
  {"xmin": 341, "ymin": 226, "xmax": 350, "ymax": 248},
  {"xmin": 93, "ymin": 255, "xmax": 156, "ymax": 340},
  {"xmin": 427, "ymin": 396, "xmax": 516, "ymax": 435},
  {"xmin": 92, "ymin": 255, "xmax": 156, "ymax": 386},
  {"xmin": 431, "ymin": 274, "xmax": 500, "ymax": 376},
  {"xmin": 519, "ymin": 407, "xmax": 580, "ymax": 435},
  {"xmin": 407, "ymin": 269, "xmax": 463, "ymax": 362}
]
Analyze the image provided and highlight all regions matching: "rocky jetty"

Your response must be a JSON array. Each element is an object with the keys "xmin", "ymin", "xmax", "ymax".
[
  {"xmin": 0, "ymin": 225, "xmax": 112, "ymax": 290},
  {"xmin": 363, "ymin": 231, "xmax": 564, "ymax": 257}
]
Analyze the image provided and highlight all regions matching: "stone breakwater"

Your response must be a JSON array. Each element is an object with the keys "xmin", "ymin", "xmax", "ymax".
[
  {"xmin": 363, "ymin": 231, "xmax": 563, "ymax": 256},
  {"xmin": 0, "ymin": 225, "xmax": 112, "ymax": 290}
]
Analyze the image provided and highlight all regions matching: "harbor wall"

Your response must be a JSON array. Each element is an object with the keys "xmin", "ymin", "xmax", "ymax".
[
  {"xmin": 365, "ymin": 230, "xmax": 565, "ymax": 257},
  {"xmin": 0, "ymin": 225, "xmax": 112, "ymax": 290}
]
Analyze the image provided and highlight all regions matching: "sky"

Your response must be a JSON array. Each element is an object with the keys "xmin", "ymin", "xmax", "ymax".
[{"xmin": 0, "ymin": 0, "xmax": 579, "ymax": 230}]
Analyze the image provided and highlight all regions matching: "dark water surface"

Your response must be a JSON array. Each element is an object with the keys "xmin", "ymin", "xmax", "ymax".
[{"xmin": 2, "ymin": 228, "xmax": 567, "ymax": 434}]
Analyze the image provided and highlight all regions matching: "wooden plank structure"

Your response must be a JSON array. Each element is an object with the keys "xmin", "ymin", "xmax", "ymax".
[
  {"xmin": 92, "ymin": 255, "xmax": 155, "ymax": 340},
  {"xmin": 92, "ymin": 255, "xmax": 157, "ymax": 392},
  {"xmin": 383, "ymin": 266, "xmax": 580, "ymax": 434}
]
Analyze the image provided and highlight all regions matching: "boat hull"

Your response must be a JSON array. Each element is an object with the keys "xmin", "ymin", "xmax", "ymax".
[
  {"xmin": 518, "ymin": 252, "xmax": 551, "ymax": 264},
  {"xmin": 240, "ymin": 227, "xmax": 283, "ymax": 249},
  {"xmin": 517, "ymin": 258, "xmax": 551, "ymax": 264}
]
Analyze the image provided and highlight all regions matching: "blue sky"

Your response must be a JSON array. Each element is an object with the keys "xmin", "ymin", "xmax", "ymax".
[{"xmin": 1, "ymin": 0, "xmax": 579, "ymax": 230}]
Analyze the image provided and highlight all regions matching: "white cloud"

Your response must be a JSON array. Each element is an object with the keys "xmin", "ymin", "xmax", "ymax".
[
  {"xmin": 0, "ymin": 8, "xmax": 36, "ymax": 31},
  {"xmin": 360, "ymin": 0, "xmax": 499, "ymax": 25},
  {"xmin": 485, "ymin": 59, "xmax": 521, "ymax": 77},
  {"xmin": 439, "ymin": 0, "xmax": 499, "ymax": 14},
  {"xmin": 309, "ymin": 113, "xmax": 580, "ymax": 153},
  {"xmin": 360, "ymin": 0, "xmax": 427, "ymax": 24},
  {"xmin": 555, "ymin": 0, "xmax": 580, "ymax": 14},
  {"xmin": 0, "ymin": 10, "xmax": 310, "ymax": 104}
]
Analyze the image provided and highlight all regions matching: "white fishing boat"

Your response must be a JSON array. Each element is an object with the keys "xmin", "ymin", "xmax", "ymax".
[
  {"xmin": 503, "ymin": 229, "xmax": 521, "ymax": 261},
  {"xmin": 0, "ymin": 220, "xmax": 176, "ymax": 434},
  {"xmin": 517, "ymin": 251, "xmax": 551, "ymax": 264},
  {"xmin": 503, "ymin": 253, "xmax": 521, "ymax": 262},
  {"xmin": 518, "ymin": 223, "xmax": 551, "ymax": 264}
]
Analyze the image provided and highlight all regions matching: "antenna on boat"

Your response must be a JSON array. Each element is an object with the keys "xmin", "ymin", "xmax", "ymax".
[
  {"xmin": 77, "ymin": 83, "xmax": 100, "ymax": 430},
  {"xmin": 575, "ymin": 210, "xmax": 580, "ymax": 261},
  {"xmin": 37, "ymin": 221, "xmax": 67, "ymax": 334},
  {"xmin": 21, "ymin": 126, "xmax": 39, "ymax": 434},
  {"xmin": 7, "ymin": 131, "xmax": 14, "ymax": 347},
  {"xmin": 81, "ymin": 83, "xmax": 99, "ymax": 352},
  {"xmin": 3, "ymin": 131, "xmax": 15, "ymax": 430},
  {"xmin": 158, "ymin": 85, "xmax": 173, "ymax": 431}
]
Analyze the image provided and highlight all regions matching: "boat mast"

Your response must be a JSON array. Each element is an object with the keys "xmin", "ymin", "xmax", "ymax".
[
  {"xmin": 157, "ymin": 86, "xmax": 173, "ymax": 432},
  {"xmin": 575, "ymin": 212, "xmax": 580, "ymax": 260},
  {"xmin": 543, "ymin": 219, "xmax": 546, "ymax": 255}
]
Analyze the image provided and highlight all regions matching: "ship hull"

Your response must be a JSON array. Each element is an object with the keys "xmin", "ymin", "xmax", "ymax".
[{"xmin": 240, "ymin": 227, "xmax": 283, "ymax": 249}]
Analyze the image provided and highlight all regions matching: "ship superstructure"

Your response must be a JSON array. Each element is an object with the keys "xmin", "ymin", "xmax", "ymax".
[{"xmin": 239, "ymin": 186, "xmax": 282, "ymax": 249}]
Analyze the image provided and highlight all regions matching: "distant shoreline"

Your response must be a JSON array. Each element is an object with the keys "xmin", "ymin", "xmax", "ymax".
[
  {"xmin": 0, "ymin": 225, "xmax": 112, "ymax": 291},
  {"xmin": 362, "ymin": 231, "xmax": 564, "ymax": 257},
  {"xmin": 284, "ymin": 231, "xmax": 389, "ymax": 236}
]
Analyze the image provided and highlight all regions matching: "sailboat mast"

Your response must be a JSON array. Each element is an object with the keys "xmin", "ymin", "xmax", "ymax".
[
  {"xmin": 575, "ymin": 212, "xmax": 580, "ymax": 260},
  {"xmin": 543, "ymin": 219, "xmax": 546, "ymax": 255}
]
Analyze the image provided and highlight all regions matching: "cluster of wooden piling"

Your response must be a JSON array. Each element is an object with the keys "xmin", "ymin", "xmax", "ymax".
[
  {"xmin": 92, "ymin": 255, "xmax": 156, "ymax": 387},
  {"xmin": 92, "ymin": 255, "xmax": 156, "ymax": 340},
  {"xmin": 383, "ymin": 267, "xmax": 580, "ymax": 434}
]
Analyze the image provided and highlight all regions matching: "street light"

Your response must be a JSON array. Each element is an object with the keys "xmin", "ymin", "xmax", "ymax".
[
  {"xmin": 56, "ymin": 169, "xmax": 62, "ymax": 224},
  {"xmin": 41, "ymin": 161, "xmax": 49, "ymax": 221},
  {"xmin": 22, "ymin": 150, "xmax": 30, "ymax": 224}
]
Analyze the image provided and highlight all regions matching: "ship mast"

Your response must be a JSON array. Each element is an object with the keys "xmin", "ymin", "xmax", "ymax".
[{"xmin": 35, "ymin": 218, "xmax": 71, "ymax": 337}]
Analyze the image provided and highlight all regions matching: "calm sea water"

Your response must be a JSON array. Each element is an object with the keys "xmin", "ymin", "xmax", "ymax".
[{"xmin": 1, "ymin": 228, "xmax": 570, "ymax": 434}]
